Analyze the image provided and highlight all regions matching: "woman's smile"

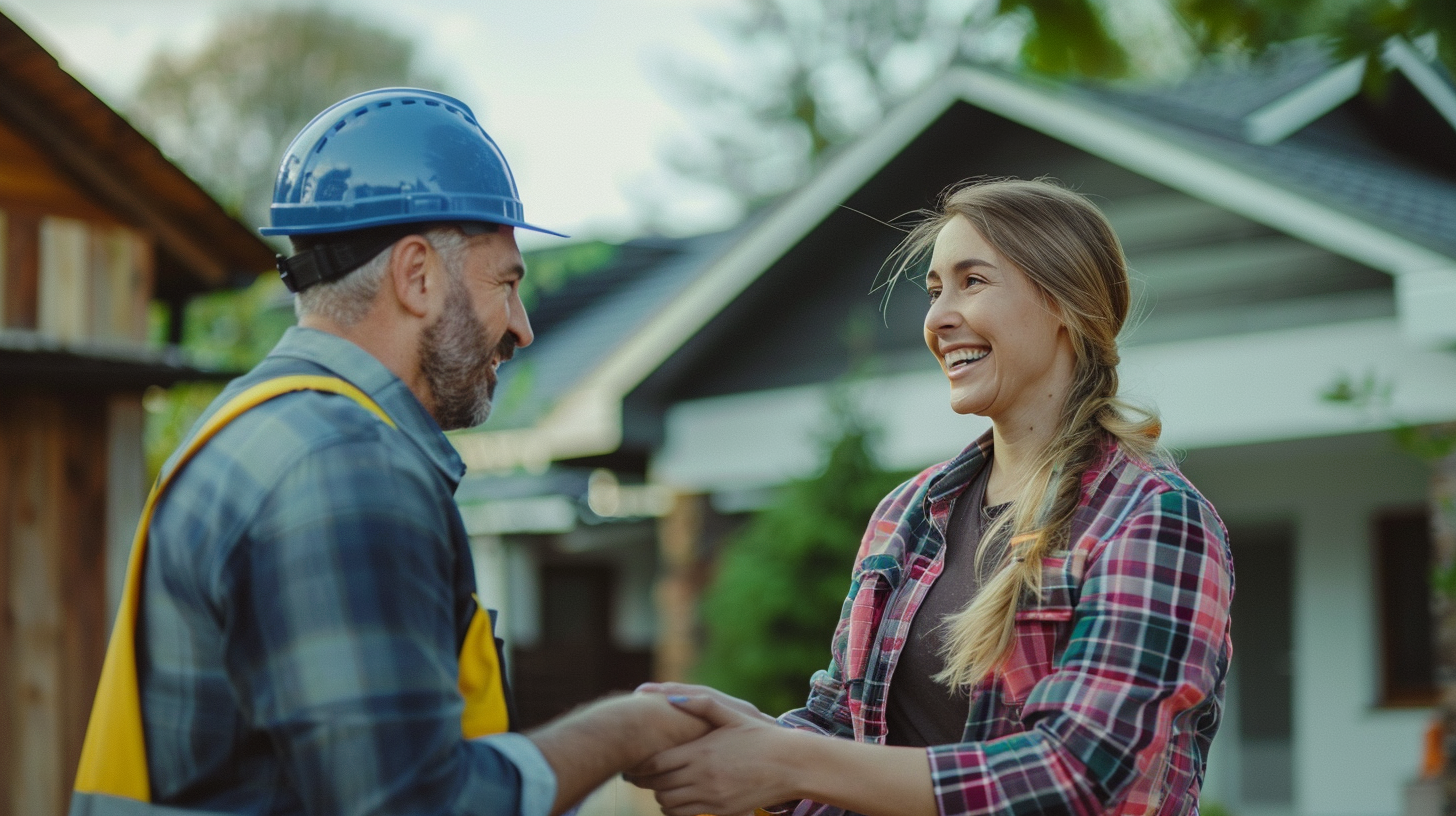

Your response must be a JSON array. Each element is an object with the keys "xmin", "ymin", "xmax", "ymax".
[{"xmin": 941, "ymin": 346, "xmax": 990, "ymax": 379}]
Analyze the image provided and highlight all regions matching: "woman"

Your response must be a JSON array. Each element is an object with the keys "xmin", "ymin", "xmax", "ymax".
[{"xmin": 632, "ymin": 178, "xmax": 1234, "ymax": 816}]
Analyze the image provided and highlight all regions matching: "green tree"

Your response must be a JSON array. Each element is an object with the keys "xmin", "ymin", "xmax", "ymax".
[
  {"xmin": 652, "ymin": 0, "xmax": 1172, "ymax": 211},
  {"xmin": 130, "ymin": 7, "xmax": 444, "ymax": 229},
  {"xmin": 656, "ymin": 0, "xmax": 1456, "ymax": 212},
  {"xmin": 1175, "ymin": 0, "xmax": 1456, "ymax": 90},
  {"xmin": 694, "ymin": 397, "xmax": 913, "ymax": 714}
]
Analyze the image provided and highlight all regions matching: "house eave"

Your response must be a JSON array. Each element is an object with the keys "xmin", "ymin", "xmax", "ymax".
[{"xmin": 455, "ymin": 64, "xmax": 1456, "ymax": 474}]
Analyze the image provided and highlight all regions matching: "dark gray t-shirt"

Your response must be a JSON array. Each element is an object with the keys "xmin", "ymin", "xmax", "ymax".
[{"xmin": 885, "ymin": 462, "xmax": 1009, "ymax": 747}]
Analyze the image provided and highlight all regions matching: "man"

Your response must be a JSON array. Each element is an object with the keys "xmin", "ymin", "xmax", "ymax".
[{"xmin": 71, "ymin": 89, "xmax": 708, "ymax": 815}]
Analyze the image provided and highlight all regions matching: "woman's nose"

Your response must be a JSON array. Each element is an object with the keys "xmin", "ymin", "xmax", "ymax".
[{"xmin": 924, "ymin": 294, "xmax": 961, "ymax": 334}]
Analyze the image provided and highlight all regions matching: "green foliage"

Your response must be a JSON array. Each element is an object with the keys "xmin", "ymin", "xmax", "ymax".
[
  {"xmin": 143, "ymin": 274, "xmax": 295, "ymax": 480},
  {"xmin": 1002, "ymin": 0, "xmax": 1129, "ymax": 77},
  {"xmin": 660, "ymin": 0, "xmax": 1456, "ymax": 210},
  {"xmin": 129, "ymin": 8, "xmax": 439, "ymax": 478},
  {"xmin": 693, "ymin": 397, "xmax": 913, "ymax": 715},
  {"xmin": 1199, "ymin": 799, "xmax": 1236, "ymax": 816},
  {"xmin": 143, "ymin": 381, "xmax": 226, "ymax": 480},
  {"xmin": 1322, "ymin": 369, "xmax": 1456, "ymax": 464},
  {"xmin": 519, "ymin": 241, "xmax": 619, "ymax": 308},
  {"xmin": 178, "ymin": 275, "xmax": 295, "ymax": 371},
  {"xmin": 1320, "ymin": 367, "xmax": 1393, "ymax": 411},
  {"xmin": 129, "ymin": 7, "xmax": 444, "ymax": 230}
]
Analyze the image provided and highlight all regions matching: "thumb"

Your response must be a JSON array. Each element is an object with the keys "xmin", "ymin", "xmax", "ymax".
[{"xmin": 667, "ymin": 694, "xmax": 740, "ymax": 728}]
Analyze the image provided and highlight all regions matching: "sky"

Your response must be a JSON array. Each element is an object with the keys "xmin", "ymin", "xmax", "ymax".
[{"xmin": 0, "ymin": 0, "xmax": 740, "ymax": 248}]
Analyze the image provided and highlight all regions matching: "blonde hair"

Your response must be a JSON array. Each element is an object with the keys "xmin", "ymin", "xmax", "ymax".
[{"xmin": 889, "ymin": 178, "xmax": 1160, "ymax": 689}]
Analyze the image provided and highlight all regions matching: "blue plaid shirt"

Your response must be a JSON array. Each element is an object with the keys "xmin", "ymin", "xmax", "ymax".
[{"xmin": 136, "ymin": 327, "xmax": 555, "ymax": 816}]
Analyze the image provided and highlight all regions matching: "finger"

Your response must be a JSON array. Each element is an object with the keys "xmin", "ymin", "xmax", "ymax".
[
  {"xmin": 638, "ymin": 682, "xmax": 708, "ymax": 696},
  {"xmin": 655, "ymin": 786, "xmax": 714, "ymax": 814},
  {"xmin": 664, "ymin": 801, "xmax": 714, "ymax": 816},
  {"xmin": 622, "ymin": 768, "xmax": 690, "ymax": 792},
  {"xmin": 667, "ymin": 694, "xmax": 742, "ymax": 728},
  {"xmin": 630, "ymin": 743, "xmax": 693, "ymax": 777}
]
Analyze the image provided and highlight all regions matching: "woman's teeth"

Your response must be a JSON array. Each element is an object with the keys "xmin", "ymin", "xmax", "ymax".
[{"xmin": 945, "ymin": 348, "xmax": 989, "ymax": 370}]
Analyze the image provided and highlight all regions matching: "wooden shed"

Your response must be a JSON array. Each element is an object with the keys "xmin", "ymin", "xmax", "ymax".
[{"xmin": 0, "ymin": 15, "xmax": 276, "ymax": 816}]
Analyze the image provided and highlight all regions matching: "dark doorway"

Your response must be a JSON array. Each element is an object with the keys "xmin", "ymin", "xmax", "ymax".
[
  {"xmin": 510, "ymin": 564, "xmax": 653, "ymax": 728},
  {"xmin": 1229, "ymin": 522, "xmax": 1295, "ymax": 806}
]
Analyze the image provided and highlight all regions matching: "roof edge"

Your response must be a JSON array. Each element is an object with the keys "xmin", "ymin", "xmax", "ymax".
[{"xmin": 457, "ymin": 62, "xmax": 1456, "ymax": 473}]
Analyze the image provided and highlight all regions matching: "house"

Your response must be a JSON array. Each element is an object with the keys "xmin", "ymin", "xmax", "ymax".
[
  {"xmin": 0, "ymin": 15, "xmax": 276, "ymax": 816},
  {"xmin": 453, "ymin": 37, "xmax": 1456, "ymax": 816}
]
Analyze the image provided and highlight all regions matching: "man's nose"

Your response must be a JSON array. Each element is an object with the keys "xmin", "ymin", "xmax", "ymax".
[{"xmin": 511, "ymin": 303, "xmax": 534, "ymax": 349}]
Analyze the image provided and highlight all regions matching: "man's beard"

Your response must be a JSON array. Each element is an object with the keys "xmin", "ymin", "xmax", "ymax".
[{"xmin": 419, "ymin": 274, "xmax": 516, "ymax": 431}]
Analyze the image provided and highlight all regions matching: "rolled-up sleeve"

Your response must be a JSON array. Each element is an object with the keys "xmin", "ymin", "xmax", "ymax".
[
  {"xmin": 222, "ymin": 436, "xmax": 553, "ymax": 816},
  {"xmin": 926, "ymin": 489, "xmax": 1233, "ymax": 816}
]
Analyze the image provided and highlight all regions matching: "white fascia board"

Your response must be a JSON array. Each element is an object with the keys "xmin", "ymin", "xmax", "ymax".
[
  {"xmin": 1396, "ymin": 269, "xmax": 1456, "ymax": 348},
  {"xmin": 1384, "ymin": 36, "xmax": 1456, "ymax": 132},
  {"xmin": 653, "ymin": 317, "xmax": 1456, "ymax": 492},
  {"xmin": 1243, "ymin": 57, "xmax": 1365, "ymax": 145}
]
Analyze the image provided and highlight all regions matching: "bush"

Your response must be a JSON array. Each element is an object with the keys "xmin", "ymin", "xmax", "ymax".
[{"xmin": 693, "ymin": 401, "xmax": 911, "ymax": 715}]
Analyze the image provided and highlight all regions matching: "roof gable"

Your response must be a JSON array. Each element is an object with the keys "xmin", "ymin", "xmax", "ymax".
[
  {"xmin": 0, "ymin": 14, "xmax": 275, "ymax": 298},
  {"xmin": 454, "ymin": 59, "xmax": 1456, "ymax": 474}
]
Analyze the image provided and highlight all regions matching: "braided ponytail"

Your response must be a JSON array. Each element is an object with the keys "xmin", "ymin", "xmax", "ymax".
[{"xmin": 886, "ymin": 178, "xmax": 1160, "ymax": 690}]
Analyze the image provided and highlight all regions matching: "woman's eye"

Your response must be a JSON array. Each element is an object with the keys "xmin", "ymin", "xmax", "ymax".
[
  {"xmin": 964, "ymin": 275, "xmax": 985, "ymax": 289},
  {"xmin": 926, "ymin": 288, "xmax": 941, "ymax": 303}
]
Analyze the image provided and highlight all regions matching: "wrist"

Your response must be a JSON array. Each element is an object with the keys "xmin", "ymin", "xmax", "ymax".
[{"xmin": 769, "ymin": 724, "xmax": 819, "ymax": 804}]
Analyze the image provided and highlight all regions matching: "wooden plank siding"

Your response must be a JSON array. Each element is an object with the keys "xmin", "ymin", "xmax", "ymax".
[
  {"xmin": 3, "ymin": 209, "xmax": 38, "ymax": 330},
  {"xmin": 0, "ymin": 391, "xmax": 111, "ymax": 816}
]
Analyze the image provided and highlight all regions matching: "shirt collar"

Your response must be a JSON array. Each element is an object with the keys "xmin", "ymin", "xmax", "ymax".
[
  {"xmin": 926, "ymin": 429, "xmax": 994, "ymax": 507},
  {"xmin": 266, "ymin": 326, "xmax": 467, "ymax": 488}
]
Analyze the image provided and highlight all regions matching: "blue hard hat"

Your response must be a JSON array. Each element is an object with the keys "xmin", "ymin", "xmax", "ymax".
[{"xmin": 261, "ymin": 88, "xmax": 565, "ymax": 237}]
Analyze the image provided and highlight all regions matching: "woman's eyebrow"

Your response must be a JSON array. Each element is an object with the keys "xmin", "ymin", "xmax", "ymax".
[{"xmin": 953, "ymin": 257, "xmax": 995, "ymax": 272}]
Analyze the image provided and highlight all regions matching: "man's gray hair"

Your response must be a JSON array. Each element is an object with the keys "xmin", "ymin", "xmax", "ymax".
[{"xmin": 293, "ymin": 227, "xmax": 472, "ymax": 325}]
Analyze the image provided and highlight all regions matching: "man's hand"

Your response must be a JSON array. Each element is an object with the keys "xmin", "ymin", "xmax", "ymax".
[
  {"xmin": 623, "ymin": 695, "xmax": 793, "ymax": 816},
  {"xmin": 526, "ymin": 692, "xmax": 712, "ymax": 816}
]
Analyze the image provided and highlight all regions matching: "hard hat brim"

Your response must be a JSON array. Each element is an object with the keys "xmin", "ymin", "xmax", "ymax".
[{"xmin": 260, "ymin": 212, "xmax": 568, "ymax": 239}]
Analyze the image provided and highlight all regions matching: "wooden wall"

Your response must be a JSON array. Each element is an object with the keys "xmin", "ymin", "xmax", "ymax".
[
  {"xmin": 0, "ymin": 390, "xmax": 113, "ymax": 816},
  {"xmin": 0, "ymin": 109, "xmax": 156, "ymax": 816},
  {"xmin": 0, "ymin": 113, "xmax": 152, "ymax": 345}
]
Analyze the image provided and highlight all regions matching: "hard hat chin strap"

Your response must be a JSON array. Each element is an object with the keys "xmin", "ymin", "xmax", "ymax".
[
  {"xmin": 276, "ymin": 235, "xmax": 400, "ymax": 293},
  {"xmin": 276, "ymin": 222, "xmax": 498, "ymax": 293}
]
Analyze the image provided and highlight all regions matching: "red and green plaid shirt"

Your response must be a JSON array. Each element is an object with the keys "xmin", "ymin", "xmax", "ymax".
[{"xmin": 778, "ymin": 432, "xmax": 1233, "ymax": 816}]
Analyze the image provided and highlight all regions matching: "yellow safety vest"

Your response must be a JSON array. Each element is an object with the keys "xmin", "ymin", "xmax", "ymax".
[{"xmin": 73, "ymin": 375, "xmax": 511, "ymax": 804}]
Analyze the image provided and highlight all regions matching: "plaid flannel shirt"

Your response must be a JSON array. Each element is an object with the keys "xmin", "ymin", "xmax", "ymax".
[
  {"xmin": 131, "ymin": 327, "xmax": 554, "ymax": 816},
  {"xmin": 779, "ymin": 432, "xmax": 1233, "ymax": 816}
]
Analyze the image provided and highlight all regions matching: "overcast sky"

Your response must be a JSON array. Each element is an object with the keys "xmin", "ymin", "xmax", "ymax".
[{"xmin": 1, "ymin": 0, "xmax": 739, "ymax": 247}]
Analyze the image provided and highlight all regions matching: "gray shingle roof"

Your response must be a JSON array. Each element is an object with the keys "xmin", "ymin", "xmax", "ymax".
[
  {"xmin": 471, "ymin": 45, "xmax": 1456, "ymax": 446},
  {"xmin": 483, "ymin": 227, "xmax": 746, "ymax": 430},
  {"xmin": 1083, "ymin": 43, "xmax": 1456, "ymax": 257}
]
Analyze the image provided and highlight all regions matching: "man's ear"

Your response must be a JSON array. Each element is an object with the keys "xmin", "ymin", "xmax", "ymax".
[{"xmin": 388, "ymin": 235, "xmax": 435, "ymax": 318}]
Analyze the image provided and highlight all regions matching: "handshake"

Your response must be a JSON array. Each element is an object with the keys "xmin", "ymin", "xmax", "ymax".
[
  {"xmin": 525, "ymin": 682, "xmax": 800, "ymax": 816},
  {"xmin": 528, "ymin": 682, "xmax": 936, "ymax": 816}
]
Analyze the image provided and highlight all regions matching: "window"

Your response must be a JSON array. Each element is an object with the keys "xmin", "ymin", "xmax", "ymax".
[{"xmin": 1376, "ymin": 508, "xmax": 1438, "ymax": 707}]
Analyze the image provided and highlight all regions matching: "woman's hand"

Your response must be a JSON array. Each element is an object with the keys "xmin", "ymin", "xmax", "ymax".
[
  {"xmin": 624, "ymin": 695, "xmax": 796, "ymax": 816},
  {"xmin": 634, "ymin": 683, "xmax": 778, "ymax": 725}
]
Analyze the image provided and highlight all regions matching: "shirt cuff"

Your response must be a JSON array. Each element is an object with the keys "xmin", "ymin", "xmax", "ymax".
[{"xmin": 479, "ymin": 732, "xmax": 557, "ymax": 816}]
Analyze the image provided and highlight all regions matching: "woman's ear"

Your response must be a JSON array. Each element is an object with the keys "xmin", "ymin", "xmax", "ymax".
[{"xmin": 388, "ymin": 235, "xmax": 435, "ymax": 319}]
